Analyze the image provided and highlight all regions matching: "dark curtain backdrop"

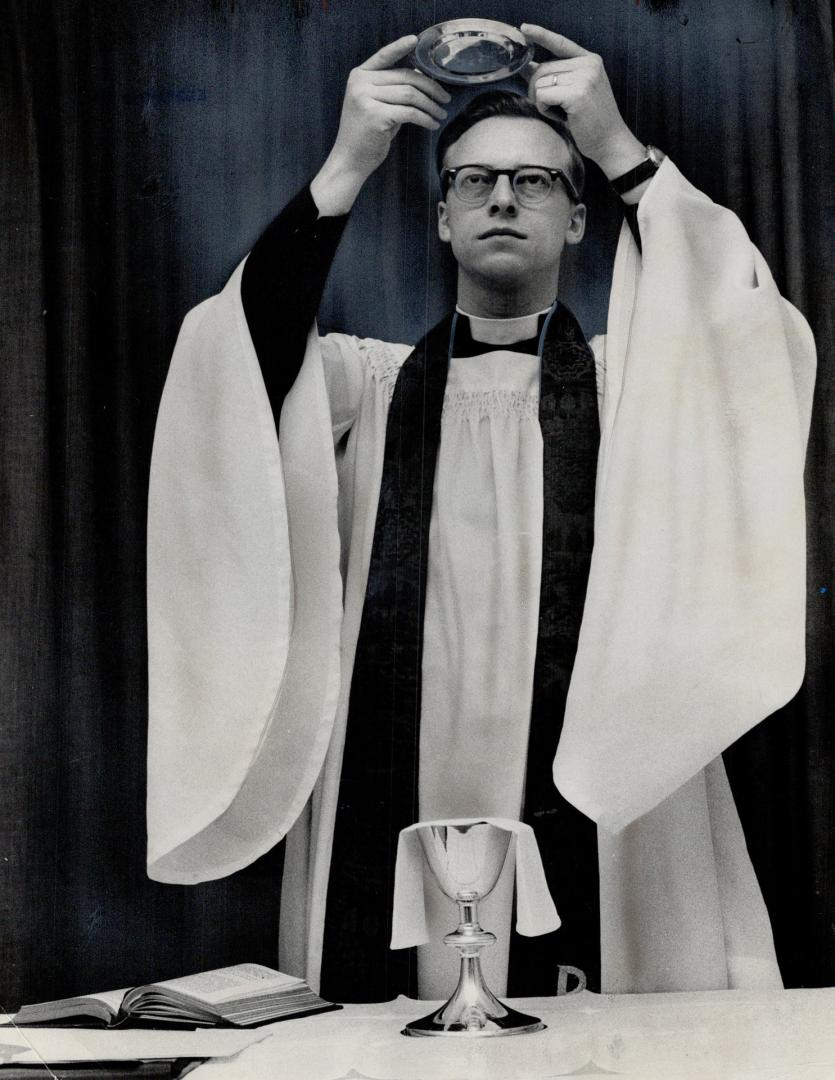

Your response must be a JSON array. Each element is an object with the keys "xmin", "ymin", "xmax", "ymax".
[{"xmin": 1, "ymin": 0, "xmax": 832, "ymax": 1009}]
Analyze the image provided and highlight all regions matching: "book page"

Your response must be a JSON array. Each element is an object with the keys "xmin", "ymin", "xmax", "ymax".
[
  {"xmin": 85, "ymin": 988, "xmax": 130, "ymax": 1016},
  {"xmin": 13, "ymin": 987, "xmax": 129, "ymax": 1025},
  {"xmin": 141, "ymin": 965, "xmax": 303, "ymax": 1007}
]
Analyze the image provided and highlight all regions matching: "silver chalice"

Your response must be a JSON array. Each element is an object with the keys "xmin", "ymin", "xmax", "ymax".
[{"xmin": 402, "ymin": 821, "xmax": 545, "ymax": 1037}]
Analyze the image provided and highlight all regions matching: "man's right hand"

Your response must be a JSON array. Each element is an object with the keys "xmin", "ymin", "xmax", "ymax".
[{"xmin": 311, "ymin": 35, "xmax": 451, "ymax": 217}]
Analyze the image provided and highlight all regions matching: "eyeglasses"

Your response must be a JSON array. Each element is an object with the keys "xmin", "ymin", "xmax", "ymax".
[{"xmin": 440, "ymin": 164, "xmax": 581, "ymax": 206}]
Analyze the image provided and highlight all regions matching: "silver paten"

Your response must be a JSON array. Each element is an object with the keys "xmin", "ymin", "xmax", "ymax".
[{"xmin": 412, "ymin": 19, "xmax": 533, "ymax": 86}]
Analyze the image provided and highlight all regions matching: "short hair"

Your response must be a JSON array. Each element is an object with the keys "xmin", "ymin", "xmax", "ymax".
[{"xmin": 435, "ymin": 90, "xmax": 585, "ymax": 201}]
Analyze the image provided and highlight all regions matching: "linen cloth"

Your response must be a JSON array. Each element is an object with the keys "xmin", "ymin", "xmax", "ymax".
[
  {"xmin": 147, "ymin": 159, "xmax": 815, "ymax": 993},
  {"xmin": 175, "ymin": 989, "xmax": 835, "ymax": 1080},
  {"xmin": 390, "ymin": 818, "xmax": 560, "ymax": 949}
]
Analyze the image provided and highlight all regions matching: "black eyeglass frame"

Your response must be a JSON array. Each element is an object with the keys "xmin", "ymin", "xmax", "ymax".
[{"xmin": 440, "ymin": 164, "xmax": 582, "ymax": 206}]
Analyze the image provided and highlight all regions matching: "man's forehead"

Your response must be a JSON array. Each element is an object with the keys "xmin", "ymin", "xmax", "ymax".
[{"xmin": 443, "ymin": 115, "xmax": 571, "ymax": 169}]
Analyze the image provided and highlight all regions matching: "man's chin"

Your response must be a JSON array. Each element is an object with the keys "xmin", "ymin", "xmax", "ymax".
[{"xmin": 466, "ymin": 256, "xmax": 533, "ymax": 290}]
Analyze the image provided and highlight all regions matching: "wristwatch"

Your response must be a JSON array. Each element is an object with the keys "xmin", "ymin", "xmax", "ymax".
[{"xmin": 610, "ymin": 145, "xmax": 666, "ymax": 196}]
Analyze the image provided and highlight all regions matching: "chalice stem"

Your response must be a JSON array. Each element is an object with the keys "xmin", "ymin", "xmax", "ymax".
[
  {"xmin": 437, "ymin": 899, "xmax": 503, "ymax": 1026},
  {"xmin": 456, "ymin": 897, "xmax": 479, "ymax": 931},
  {"xmin": 443, "ymin": 953, "xmax": 505, "ymax": 1022}
]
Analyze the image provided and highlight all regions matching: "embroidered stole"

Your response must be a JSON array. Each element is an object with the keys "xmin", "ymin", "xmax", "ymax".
[{"xmin": 320, "ymin": 305, "xmax": 600, "ymax": 1001}]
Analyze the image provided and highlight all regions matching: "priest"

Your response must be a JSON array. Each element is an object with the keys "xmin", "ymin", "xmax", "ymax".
[{"xmin": 146, "ymin": 25, "xmax": 816, "ymax": 1001}]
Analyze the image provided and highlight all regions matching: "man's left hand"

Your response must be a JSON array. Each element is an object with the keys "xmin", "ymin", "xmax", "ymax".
[{"xmin": 520, "ymin": 24, "xmax": 646, "ymax": 181}]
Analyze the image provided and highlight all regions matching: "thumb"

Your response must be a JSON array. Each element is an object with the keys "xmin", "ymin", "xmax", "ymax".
[{"xmin": 521, "ymin": 60, "xmax": 540, "ymax": 102}]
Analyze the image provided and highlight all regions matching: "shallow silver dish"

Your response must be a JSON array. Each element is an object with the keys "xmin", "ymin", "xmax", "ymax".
[{"xmin": 412, "ymin": 19, "xmax": 533, "ymax": 86}]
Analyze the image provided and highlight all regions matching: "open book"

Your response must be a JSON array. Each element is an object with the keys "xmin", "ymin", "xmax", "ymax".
[{"xmin": 12, "ymin": 963, "xmax": 340, "ymax": 1028}]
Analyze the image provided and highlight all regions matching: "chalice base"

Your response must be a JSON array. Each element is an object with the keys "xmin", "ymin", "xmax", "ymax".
[
  {"xmin": 402, "ymin": 1000, "xmax": 544, "ymax": 1037},
  {"xmin": 402, "ymin": 955, "xmax": 545, "ymax": 1037}
]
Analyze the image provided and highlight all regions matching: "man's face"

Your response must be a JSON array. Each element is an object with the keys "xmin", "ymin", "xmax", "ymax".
[{"xmin": 437, "ymin": 116, "xmax": 586, "ymax": 292}]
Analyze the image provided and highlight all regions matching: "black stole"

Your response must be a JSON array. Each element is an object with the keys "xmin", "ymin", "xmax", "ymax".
[{"xmin": 320, "ymin": 304, "xmax": 600, "ymax": 1002}]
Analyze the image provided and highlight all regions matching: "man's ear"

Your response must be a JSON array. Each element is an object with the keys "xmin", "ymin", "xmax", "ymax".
[
  {"xmin": 564, "ymin": 202, "xmax": 587, "ymax": 246},
  {"xmin": 437, "ymin": 200, "xmax": 451, "ymax": 244}
]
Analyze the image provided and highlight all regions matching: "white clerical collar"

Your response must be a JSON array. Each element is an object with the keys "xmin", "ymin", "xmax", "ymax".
[{"xmin": 456, "ymin": 304, "xmax": 554, "ymax": 345}]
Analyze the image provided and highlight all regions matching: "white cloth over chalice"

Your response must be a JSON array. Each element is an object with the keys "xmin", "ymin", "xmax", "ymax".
[{"xmin": 391, "ymin": 818, "xmax": 560, "ymax": 997}]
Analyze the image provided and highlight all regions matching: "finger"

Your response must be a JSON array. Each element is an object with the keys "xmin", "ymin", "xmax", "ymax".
[
  {"xmin": 529, "ymin": 71, "xmax": 575, "ymax": 107},
  {"xmin": 383, "ymin": 104, "xmax": 441, "ymax": 131},
  {"xmin": 361, "ymin": 34, "xmax": 419, "ymax": 71},
  {"xmin": 519, "ymin": 24, "xmax": 589, "ymax": 58},
  {"xmin": 373, "ymin": 84, "xmax": 448, "ymax": 123},
  {"xmin": 371, "ymin": 68, "xmax": 452, "ymax": 105},
  {"xmin": 533, "ymin": 85, "xmax": 582, "ymax": 118},
  {"xmin": 534, "ymin": 69, "xmax": 580, "ymax": 93},
  {"xmin": 533, "ymin": 57, "xmax": 588, "ymax": 75},
  {"xmin": 522, "ymin": 56, "xmax": 584, "ymax": 91},
  {"xmin": 518, "ymin": 59, "xmax": 574, "ymax": 82},
  {"xmin": 522, "ymin": 59, "xmax": 540, "ymax": 76}
]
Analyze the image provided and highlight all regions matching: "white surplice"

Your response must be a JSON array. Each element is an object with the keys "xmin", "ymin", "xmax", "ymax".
[
  {"xmin": 146, "ymin": 159, "xmax": 816, "ymax": 997},
  {"xmin": 310, "ymin": 319, "xmax": 598, "ymax": 997},
  {"xmin": 418, "ymin": 338, "xmax": 547, "ymax": 996}
]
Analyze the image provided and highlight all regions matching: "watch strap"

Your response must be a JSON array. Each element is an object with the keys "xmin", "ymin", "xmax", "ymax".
[{"xmin": 610, "ymin": 147, "xmax": 663, "ymax": 195}]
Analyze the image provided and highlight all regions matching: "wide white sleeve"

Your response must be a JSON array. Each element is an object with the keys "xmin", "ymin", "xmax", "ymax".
[
  {"xmin": 555, "ymin": 159, "xmax": 817, "ymax": 832},
  {"xmin": 146, "ymin": 260, "xmax": 343, "ymax": 882}
]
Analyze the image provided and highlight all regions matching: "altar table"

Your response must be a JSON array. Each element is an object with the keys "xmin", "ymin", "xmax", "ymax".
[{"xmin": 188, "ymin": 987, "xmax": 835, "ymax": 1079}]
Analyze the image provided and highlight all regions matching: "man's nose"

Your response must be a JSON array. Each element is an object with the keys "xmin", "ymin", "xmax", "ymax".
[{"xmin": 488, "ymin": 174, "xmax": 518, "ymax": 215}]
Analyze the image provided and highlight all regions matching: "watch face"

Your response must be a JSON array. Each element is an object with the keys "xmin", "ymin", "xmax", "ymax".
[{"xmin": 412, "ymin": 19, "xmax": 533, "ymax": 85}]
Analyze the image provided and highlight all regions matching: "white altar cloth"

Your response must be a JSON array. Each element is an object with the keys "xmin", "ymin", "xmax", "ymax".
[
  {"xmin": 188, "ymin": 987, "xmax": 835, "ymax": 1079},
  {"xmin": 0, "ymin": 1025, "xmax": 268, "ymax": 1067}
]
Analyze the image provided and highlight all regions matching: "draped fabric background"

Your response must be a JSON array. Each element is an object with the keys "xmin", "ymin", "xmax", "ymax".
[{"xmin": 1, "ymin": 0, "xmax": 832, "ymax": 1008}]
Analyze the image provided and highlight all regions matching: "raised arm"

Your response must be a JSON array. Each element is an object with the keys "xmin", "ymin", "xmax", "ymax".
[
  {"xmin": 240, "ymin": 186, "xmax": 349, "ymax": 427},
  {"xmin": 240, "ymin": 35, "xmax": 450, "ymax": 426},
  {"xmin": 522, "ymin": 25, "xmax": 660, "ymax": 245},
  {"xmin": 310, "ymin": 34, "xmax": 450, "ymax": 215},
  {"xmin": 522, "ymin": 25, "xmax": 650, "ymax": 193}
]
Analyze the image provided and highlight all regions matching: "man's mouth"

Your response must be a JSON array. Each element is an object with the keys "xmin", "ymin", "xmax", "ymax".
[{"xmin": 478, "ymin": 227, "xmax": 527, "ymax": 239}]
